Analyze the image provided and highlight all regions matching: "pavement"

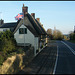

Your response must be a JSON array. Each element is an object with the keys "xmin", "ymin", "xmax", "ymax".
[{"xmin": 17, "ymin": 41, "xmax": 57, "ymax": 74}]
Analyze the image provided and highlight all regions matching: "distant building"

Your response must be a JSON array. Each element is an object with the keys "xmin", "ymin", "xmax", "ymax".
[
  {"xmin": 0, "ymin": 22, "xmax": 17, "ymax": 32},
  {"xmin": 63, "ymin": 34, "xmax": 70, "ymax": 40}
]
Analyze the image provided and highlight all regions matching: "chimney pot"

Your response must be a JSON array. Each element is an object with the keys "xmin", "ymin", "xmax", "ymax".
[
  {"xmin": 22, "ymin": 5, "xmax": 28, "ymax": 15},
  {"xmin": 25, "ymin": 6, "xmax": 28, "ymax": 13},
  {"xmin": 36, "ymin": 18, "xmax": 40, "ymax": 22},
  {"xmin": 41, "ymin": 24, "xmax": 43, "ymax": 26},
  {"xmin": 31, "ymin": 13, "xmax": 35, "ymax": 19},
  {"xmin": 23, "ymin": 4, "xmax": 24, "ymax": 7}
]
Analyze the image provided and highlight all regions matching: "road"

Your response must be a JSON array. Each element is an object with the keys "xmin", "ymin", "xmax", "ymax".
[
  {"xmin": 54, "ymin": 40, "xmax": 75, "ymax": 74},
  {"xmin": 17, "ymin": 40, "xmax": 75, "ymax": 74},
  {"xmin": 17, "ymin": 42, "xmax": 57, "ymax": 74}
]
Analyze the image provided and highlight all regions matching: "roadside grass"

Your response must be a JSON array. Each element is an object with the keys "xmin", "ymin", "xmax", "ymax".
[{"xmin": 68, "ymin": 40, "xmax": 75, "ymax": 43}]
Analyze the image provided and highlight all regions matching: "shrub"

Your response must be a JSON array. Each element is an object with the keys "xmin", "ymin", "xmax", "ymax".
[
  {"xmin": 0, "ymin": 30, "xmax": 17, "ymax": 54},
  {"xmin": 2, "ymin": 39, "xmax": 16, "ymax": 54},
  {"xmin": 17, "ymin": 48, "xmax": 24, "ymax": 54},
  {"xmin": 1, "ymin": 30, "xmax": 13, "ymax": 40},
  {"xmin": 69, "ymin": 32, "xmax": 75, "ymax": 40},
  {"xmin": 0, "ymin": 55, "xmax": 4, "ymax": 66}
]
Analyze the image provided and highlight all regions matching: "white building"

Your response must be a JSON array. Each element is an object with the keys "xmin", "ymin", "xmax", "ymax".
[{"xmin": 0, "ymin": 4, "xmax": 47, "ymax": 56}]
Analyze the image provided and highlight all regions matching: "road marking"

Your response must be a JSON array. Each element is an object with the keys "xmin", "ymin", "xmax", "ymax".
[
  {"xmin": 61, "ymin": 41, "xmax": 75, "ymax": 55},
  {"xmin": 53, "ymin": 46, "xmax": 58, "ymax": 74}
]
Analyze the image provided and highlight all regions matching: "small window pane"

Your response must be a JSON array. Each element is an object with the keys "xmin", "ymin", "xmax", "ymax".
[
  {"xmin": 25, "ymin": 28, "xmax": 27, "ymax": 34},
  {"xmin": 19, "ymin": 28, "xmax": 24, "ymax": 34},
  {"xmin": 19, "ymin": 28, "xmax": 27, "ymax": 34}
]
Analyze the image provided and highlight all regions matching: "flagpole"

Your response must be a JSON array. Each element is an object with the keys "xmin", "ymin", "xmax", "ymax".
[{"xmin": 23, "ymin": 7, "xmax": 25, "ymax": 47}]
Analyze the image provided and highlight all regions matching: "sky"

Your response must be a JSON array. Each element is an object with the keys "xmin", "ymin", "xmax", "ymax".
[{"xmin": 0, "ymin": 1, "xmax": 75, "ymax": 34}]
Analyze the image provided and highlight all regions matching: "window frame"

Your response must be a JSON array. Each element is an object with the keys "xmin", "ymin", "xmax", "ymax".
[{"xmin": 19, "ymin": 28, "xmax": 27, "ymax": 34}]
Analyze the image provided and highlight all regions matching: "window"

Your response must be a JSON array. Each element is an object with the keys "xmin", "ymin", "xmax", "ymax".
[
  {"xmin": 19, "ymin": 28, "xmax": 24, "ymax": 34},
  {"xmin": 25, "ymin": 28, "xmax": 27, "ymax": 34},
  {"xmin": 19, "ymin": 28, "xmax": 27, "ymax": 34}
]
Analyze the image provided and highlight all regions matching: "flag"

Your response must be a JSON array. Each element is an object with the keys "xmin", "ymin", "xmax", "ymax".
[{"xmin": 15, "ymin": 13, "xmax": 23, "ymax": 20}]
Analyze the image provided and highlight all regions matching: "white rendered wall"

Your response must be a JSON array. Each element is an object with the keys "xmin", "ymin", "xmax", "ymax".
[
  {"xmin": 0, "ymin": 28, "xmax": 10, "ymax": 32},
  {"xmin": 0, "ymin": 28, "xmax": 3, "ymax": 31},
  {"xmin": 35, "ymin": 37, "xmax": 39, "ymax": 50},
  {"xmin": 14, "ymin": 24, "xmax": 35, "ymax": 47}
]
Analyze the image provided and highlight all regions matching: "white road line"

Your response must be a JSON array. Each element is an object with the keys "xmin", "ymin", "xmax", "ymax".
[
  {"xmin": 61, "ymin": 41, "xmax": 75, "ymax": 55},
  {"xmin": 53, "ymin": 46, "xmax": 58, "ymax": 74}
]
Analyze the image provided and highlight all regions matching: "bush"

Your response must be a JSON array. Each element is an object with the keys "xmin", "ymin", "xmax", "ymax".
[
  {"xmin": 73, "ymin": 33, "xmax": 75, "ymax": 40},
  {"xmin": 2, "ymin": 39, "xmax": 16, "ymax": 54},
  {"xmin": 0, "ymin": 30, "xmax": 18, "ymax": 65},
  {"xmin": 0, "ymin": 55, "xmax": 4, "ymax": 66},
  {"xmin": 0, "ymin": 30, "xmax": 17, "ymax": 54},
  {"xmin": 1, "ymin": 30, "xmax": 13, "ymax": 40},
  {"xmin": 17, "ymin": 48, "xmax": 24, "ymax": 54},
  {"xmin": 69, "ymin": 32, "xmax": 75, "ymax": 40}
]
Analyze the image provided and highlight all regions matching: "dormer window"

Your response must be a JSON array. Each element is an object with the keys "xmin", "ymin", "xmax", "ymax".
[{"xmin": 19, "ymin": 28, "xmax": 27, "ymax": 34}]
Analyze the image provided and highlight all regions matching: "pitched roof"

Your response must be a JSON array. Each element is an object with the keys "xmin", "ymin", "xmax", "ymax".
[
  {"xmin": 26, "ymin": 13, "xmax": 43, "ymax": 35},
  {"xmin": 0, "ymin": 20, "xmax": 21, "ymax": 32},
  {"xmin": 0, "ymin": 22, "xmax": 17, "ymax": 28},
  {"xmin": 0, "ymin": 13, "xmax": 47, "ymax": 36},
  {"xmin": 14, "ymin": 14, "xmax": 39, "ymax": 37},
  {"xmin": 35, "ymin": 19, "xmax": 47, "ymax": 35},
  {"xmin": 14, "ymin": 13, "xmax": 46, "ymax": 37}
]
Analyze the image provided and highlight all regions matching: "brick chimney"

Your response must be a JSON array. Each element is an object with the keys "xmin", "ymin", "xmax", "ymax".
[
  {"xmin": 22, "ymin": 4, "xmax": 28, "ymax": 15},
  {"xmin": 36, "ymin": 18, "xmax": 40, "ymax": 22},
  {"xmin": 25, "ymin": 6, "xmax": 28, "ymax": 13},
  {"xmin": 41, "ymin": 24, "xmax": 43, "ymax": 26},
  {"xmin": 31, "ymin": 13, "xmax": 35, "ymax": 19}
]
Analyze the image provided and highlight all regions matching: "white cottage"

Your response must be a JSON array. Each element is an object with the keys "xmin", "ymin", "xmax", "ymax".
[{"xmin": 0, "ymin": 4, "xmax": 47, "ymax": 56}]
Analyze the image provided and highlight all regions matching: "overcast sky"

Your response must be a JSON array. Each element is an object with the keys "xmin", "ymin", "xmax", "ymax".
[{"xmin": 0, "ymin": 1, "xmax": 75, "ymax": 34}]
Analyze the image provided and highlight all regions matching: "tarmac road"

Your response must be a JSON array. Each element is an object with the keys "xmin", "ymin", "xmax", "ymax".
[
  {"xmin": 17, "ymin": 42, "xmax": 57, "ymax": 74},
  {"xmin": 54, "ymin": 40, "xmax": 75, "ymax": 74}
]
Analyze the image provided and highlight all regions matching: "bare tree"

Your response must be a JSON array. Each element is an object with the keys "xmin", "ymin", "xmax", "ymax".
[
  {"xmin": 53, "ymin": 29, "xmax": 63, "ymax": 40},
  {"xmin": 56, "ymin": 30, "xmax": 63, "ymax": 40},
  {"xmin": 53, "ymin": 29, "xmax": 57, "ymax": 40},
  {"xmin": 47, "ymin": 28, "xmax": 53, "ymax": 39},
  {"xmin": 47, "ymin": 28, "xmax": 52, "ymax": 35}
]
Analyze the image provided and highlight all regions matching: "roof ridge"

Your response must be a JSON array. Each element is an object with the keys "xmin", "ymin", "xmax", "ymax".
[
  {"xmin": 35, "ymin": 19, "xmax": 47, "ymax": 35},
  {"xmin": 30, "ymin": 14, "xmax": 43, "ymax": 34},
  {"xmin": 4, "ymin": 22, "xmax": 17, "ymax": 24}
]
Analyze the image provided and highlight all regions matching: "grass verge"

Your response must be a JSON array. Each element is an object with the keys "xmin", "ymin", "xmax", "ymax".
[{"xmin": 68, "ymin": 40, "xmax": 75, "ymax": 43}]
